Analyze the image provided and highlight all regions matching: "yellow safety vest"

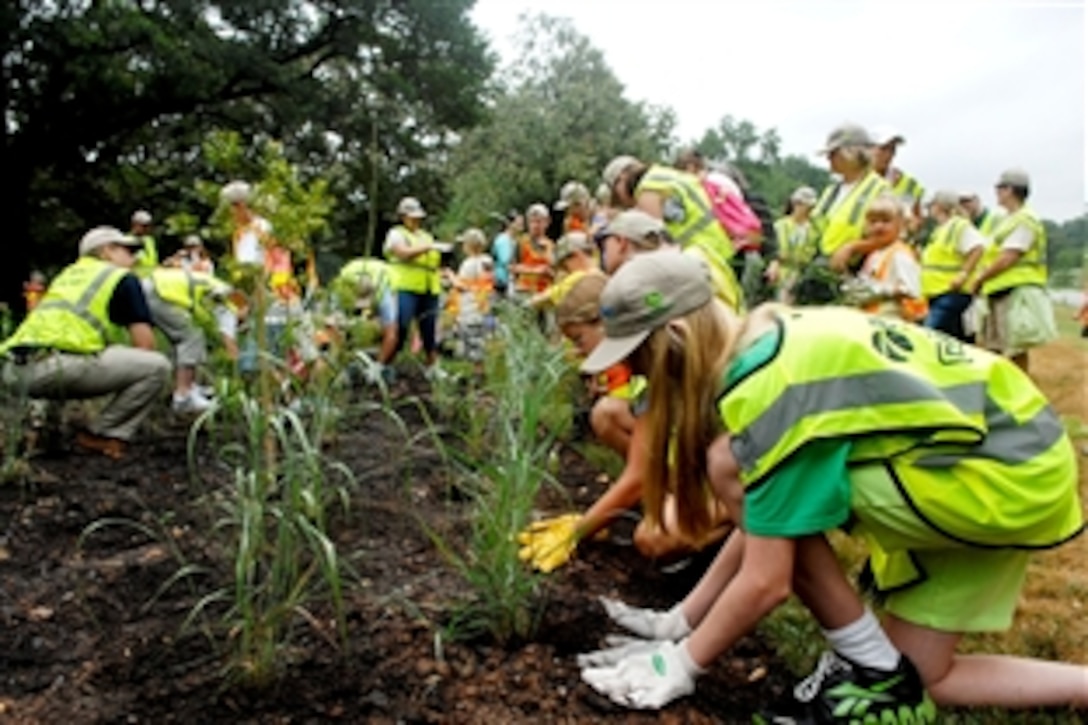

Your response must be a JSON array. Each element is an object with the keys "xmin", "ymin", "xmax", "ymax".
[
  {"xmin": 718, "ymin": 307, "xmax": 1080, "ymax": 553},
  {"xmin": 635, "ymin": 165, "xmax": 743, "ymax": 311},
  {"xmin": 889, "ymin": 169, "xmax": 924, "ymax": 206},
  {"xmin": 150, "ymin": 268, "xmax": 228, "ymax": 314},
  {"xmin": 1, "ymin": 257, "xmax": 127, "ymax": 354},
  {"xmin": 973, "ymin": 209, "xmax": 998, "ymax": 237},
  {"xmin": 337, "ymin": 258, "xmax": 390, "ymax": 297},
  {"xmin": 385, "ymin": 225, "xmax": 441, "ymax": 295},
  {"xmin": 774, "ymin": 217, "xmax": 815, "ymax": 269},
  {"xmin": 811, "ymin": 171, "xmax": 890, "ymax": 256},
  {"xmin": 133, "ymin": 235, "xmax": 159, "ymax": 276},
  {"xmin": 980, "ymin": 206, "xmax": 1047, "ymax": 296},
  {"xmin": 920, "ymin": 217, "xmax": 971, "ymax": 298}
]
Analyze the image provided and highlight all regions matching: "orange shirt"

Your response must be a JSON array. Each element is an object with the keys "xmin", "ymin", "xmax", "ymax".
[{"xmin": 516, "ymin": 236, "xmax": 553, "ymax": 293}]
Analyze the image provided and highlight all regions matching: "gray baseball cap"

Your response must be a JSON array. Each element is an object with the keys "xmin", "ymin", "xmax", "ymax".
[
  {"xmin": 396, "ymin": 196, "xmax": 426, "ymax": 218},
  {"xmin": 602, "ymin": 155, "xmax": 640, "ymax": 188},
  {"xmin": 554, "ymin": 181, "xmax": 591, "ymax": 211},
  {"xmin": 581, "ymin": 250, "xmax": 713, "ymax": 374},
  {"xmin": 927, "ymin": 190, "xmax": 962, "ymax": 210},
  {"xmin": 555, "ymin": 231, "xmax": 593, "ymax": 263}
]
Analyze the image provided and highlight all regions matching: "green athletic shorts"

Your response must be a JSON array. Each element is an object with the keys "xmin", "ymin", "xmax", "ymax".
[{"xmin": 848, "ymin": 463, "xmax": 1030, "ymax": 633}]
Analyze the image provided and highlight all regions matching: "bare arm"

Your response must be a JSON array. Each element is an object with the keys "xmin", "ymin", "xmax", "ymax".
[
  {"xmin": 635, "ymin": 190, "xmax": 666, "ymax": 220},
  {"xmin": 576, "ymin": 417, "xmax": 650, "ymax": 539},
  {"xmin": 128, "ymin": 323, "xmax": 157, "ymax": 351},
  {"xmin": 950, "ymin": 246, "xmax": 986, "ymax": 291},
  {"xmin": 388, "ymin": 240, "xmax": 435, "ymax": 261},
  {"xmin": 972, "ymin": 248, "xmax": 1023, "ymax": 290}
]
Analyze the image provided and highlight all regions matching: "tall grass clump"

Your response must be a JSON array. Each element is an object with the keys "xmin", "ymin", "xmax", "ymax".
[
  {"xmin": 430, "ymin": 306, "xmax": 570, "ymax": 645},
  {"xmin": 186, "ymin": 385, "xmax": 356, "ymax": 687}
]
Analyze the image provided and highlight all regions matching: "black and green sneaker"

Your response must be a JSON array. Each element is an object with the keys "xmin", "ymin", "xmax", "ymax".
[{"xmin": 753, "ymin": 651, "xmax": 938, "ymax": 724}]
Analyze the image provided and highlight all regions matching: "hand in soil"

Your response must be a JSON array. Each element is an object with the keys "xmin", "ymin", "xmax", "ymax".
[
  {"xmin": 581, "ymin": 638, "xmax": 701, "ymax": 709},
  {"xmin": 577, "ymin": 634, "xmax": 664, "ymax": 668},
  {"xmin": 599, "ymin": 596, "xmax": 692, "ymax": 640},
  {"xmin": 517, "ymin": 513, "xmax": 580, "ymax": 572}
]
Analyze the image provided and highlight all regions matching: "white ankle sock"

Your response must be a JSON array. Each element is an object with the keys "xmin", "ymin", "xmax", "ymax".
[{"xmin": 822, "ymin": 608, "xmax": 900, "ymax": 671}]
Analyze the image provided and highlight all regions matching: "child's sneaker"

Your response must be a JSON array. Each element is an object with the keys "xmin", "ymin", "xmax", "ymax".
[{"xmin": 753, "ymin": 651, "xmax": 937, "ymax": 724}]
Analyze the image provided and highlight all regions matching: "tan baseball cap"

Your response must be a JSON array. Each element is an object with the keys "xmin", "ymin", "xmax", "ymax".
[
  {"xmin": 79, "ymin": 226, "xmax": 140, "ymax": 256},
  {"xmin": 396, "ymin": 197, "xmax": 426, "ymax": 218},
  {"xmin": 456, "ymin": 227, "xmax": 487, "ymax": 247},
  {"xmin": 525, "ymin": 202, "xmax": 550, "ymax": 219},
  {"xmin": 131, "ymin": 210, "xmax": 153, "ymax": 225},
  {"xmin": 554, "ymin": 181, "xmax": 590, "ymax": 211},
  {"xmin": 554, "ymin": 231, "xmax": 593, "ymax": 264},
  {"xmin": 581, "ymin": 250, "xmax": 713, "ymax": 374},
  {"xmin": 602, "ymin": 155, "xmax": 640, "ymax": 188},
  {"xmin": 816, "ymin": 122, "xmax": 872, "ymax": 155},
  {"xmin": 997, "ymin": 168, "xmax": 1030, "ymax": 188},
  {"xmin": 556, "ymin": 270, "xmax": 608, "ymax": 327},
  {"xmin": 790, "ymin": 186, "xmax": 818, "ymax": 205},
  {"xmin": 595, "ymin": 209, "xmax": 667, "ymax": 248},
  {"xmin": 183, "ymin": 234, "xmax": 204, "ymax": 248},
  {"xmin": 927, "ymin": 190, "xmax": 961, "ymax": 209}
]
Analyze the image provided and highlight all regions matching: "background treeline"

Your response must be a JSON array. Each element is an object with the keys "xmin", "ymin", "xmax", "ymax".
[{"xmin": 4, "ymin": 3, "xmax": 1085, "ymax": 309}]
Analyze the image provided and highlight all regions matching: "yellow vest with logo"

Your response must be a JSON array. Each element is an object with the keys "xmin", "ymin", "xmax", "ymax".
[
  {"xmin": 811, "ymin": 171, "xmax": 890, "ymax": 256},
  {"xmin": 1, "ymin": 257, "xmax": 127, "ymax": 354},
  {"xmin": 920, "ymin": 217, "xmax": 972, "ymax": 298},
  {"xmin": 385, "ymin": 226, "xmax": 441, "ymax": 295},
  {"xmin": 635, "ymin": 166, "xmax": 743, "ymax": 311},
  {"xmin": 718, "ymin": 307, "xmax": 1080, "ymax": 553},
  {"xmin": 774, "ymin": 217, "xmax": 815, "ymax": 269},
  {"xmin": 980, "ymin": 206, "xmax": 1047, "ymax": 296}
]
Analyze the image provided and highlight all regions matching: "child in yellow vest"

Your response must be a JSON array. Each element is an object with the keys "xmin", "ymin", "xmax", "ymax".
[
  {"xmin": 528, "ymin": 231, "xmax": 598, "ymax": 311},
  {"xmin": 854, "ymin": 193, "xmax": 928, "ymax": 322}
]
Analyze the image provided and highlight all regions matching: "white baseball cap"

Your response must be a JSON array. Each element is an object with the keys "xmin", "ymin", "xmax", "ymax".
[{"xmin": 79, "ymin": 226, "xmax": 141, "ymax": 256}]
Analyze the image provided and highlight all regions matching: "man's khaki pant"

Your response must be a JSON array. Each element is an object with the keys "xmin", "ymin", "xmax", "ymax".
[{"xmin": 7, "ymin": 346, "xmax": 171, "ymax": 440}]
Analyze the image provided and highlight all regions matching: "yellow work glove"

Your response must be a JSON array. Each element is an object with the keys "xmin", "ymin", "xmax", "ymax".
[{"xmin": 517, "ymin": 513, "xmax": 582, "ymax": 573}]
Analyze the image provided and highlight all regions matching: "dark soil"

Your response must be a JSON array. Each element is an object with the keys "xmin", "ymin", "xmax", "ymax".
[{"xmin": 0, "ymin": 380, "xmax": 793, "ymax": 724}]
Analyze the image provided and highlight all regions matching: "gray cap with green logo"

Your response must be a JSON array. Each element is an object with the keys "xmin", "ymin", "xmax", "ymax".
[{"xmin": 581, "ymin": 249, "xmax": 713, "ymax": 373}]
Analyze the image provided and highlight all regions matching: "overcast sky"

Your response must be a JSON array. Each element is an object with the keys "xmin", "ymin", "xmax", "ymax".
[{"xmin": 471, "ymin": 0, "xmax": 1086, "ymax": 221}]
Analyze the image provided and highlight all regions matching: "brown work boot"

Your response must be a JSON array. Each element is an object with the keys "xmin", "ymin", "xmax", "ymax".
[{"xmin": 74, "ymin": 430, "xmax": 127, "ymax": 460}]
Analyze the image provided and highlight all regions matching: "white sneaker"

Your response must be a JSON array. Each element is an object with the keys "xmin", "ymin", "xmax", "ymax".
[
  {"xmin": 424, "ymin": 365, "xmax": 449, "ymax": 383},
  {"xmin": 172, "ymin": 389, "xmax": 213, "ymax": 414}
]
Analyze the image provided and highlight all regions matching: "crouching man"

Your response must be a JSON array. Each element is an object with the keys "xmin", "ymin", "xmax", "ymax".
[{"xmin": 1, "ymin": 227, "xmax": 171, "ymax": 459}]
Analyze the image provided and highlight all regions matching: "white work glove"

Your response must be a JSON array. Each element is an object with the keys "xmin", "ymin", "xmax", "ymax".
[
  {"xmin": 580, "ymin": 638, "xmax": 703, "ymax": 710},
  {"xmin": 599, "ymin": 597, "xmax": 692, "ymax": 640},
  {"xmin": 576, "ymin": 635, "xmax": 664, "ymax": 668}
]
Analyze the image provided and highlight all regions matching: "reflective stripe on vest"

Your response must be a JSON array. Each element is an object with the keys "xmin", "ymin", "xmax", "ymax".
[
  {"xmin": 891, "ymin": 171, "xmax": 923, "ymax": 204},
  {"xmin": 635, "ymin": 166, "xmax": 735, "ymax": 260},
  {"xmin": 813, "ymin": 172, "xmax": 888, "ymax": 256},
  {"xmin": 920, "ymin": 217, "xmax": 970, "ymax": 298},
  {"xmin": 981, "ymin": 206, "xmax": 1047, "ymax": 295},
  {"xmin": 1, "ymin": 258, "xmax": 126, "ymax": 354},
  {"xmin": 718, "ymin": 306, "xmax": 1081, "ymax": 553}
]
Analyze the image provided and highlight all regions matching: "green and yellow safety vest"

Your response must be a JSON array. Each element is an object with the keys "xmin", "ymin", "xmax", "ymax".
[
  {"xmin": 385, "ymin": 225, "xmax": 441, "ymax": 295},
  {"xmin": 150, "ymin": 267, "xmax": 229, "ymax": 314},
  {"xmin": 980, "ymin": 206, "xmax": 1047, "ymax": 296},
  {"xmin": 1, "ymin": 257, "xmax": 127, "ymax": 354},
  {"xmin": 337, "ymin": 258, "xmax": 390, "ymax": 296},
  {"xmin": 889, "ymin": 169, "xmax": 924, "ymax": 206},
  {"xmin": 920, "ymin": 217, "xmax": 972, "ymax": 298},
  {"xmin": 973, "ymin": 209, "xmax": 998, "ymax": 237},
  {"xmin": 635, "ymin": 165, "xmax": 743, "ymax": 311},
  {"xmin": 133, "ymin": 235, "xmax": 159, "ymax": 276},
  {"xmin": 811, "ymin": 171, "xmax": 890, "ymax": 256},
  {"xmin": 718, "ymin": 307, "xmax": 1080, "ymax": 554},
  {"xmin": 774, "ymin": 217, "xmax": 815, "ymax": 269}
]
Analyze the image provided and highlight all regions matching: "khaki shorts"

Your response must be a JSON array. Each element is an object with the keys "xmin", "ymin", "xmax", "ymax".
[
  {"xmin": 981, "ymin": 291, "xmax": 1020, "ymax": 357},
  {"xmin": 849, "ymin": 464, "xmax": 1030, "ymax": 633}
]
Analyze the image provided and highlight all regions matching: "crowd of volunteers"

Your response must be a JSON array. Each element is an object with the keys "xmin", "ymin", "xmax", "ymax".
[{"xmin": 3, "ymin": 120, "xmax": 1086, "ymax": 720}]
